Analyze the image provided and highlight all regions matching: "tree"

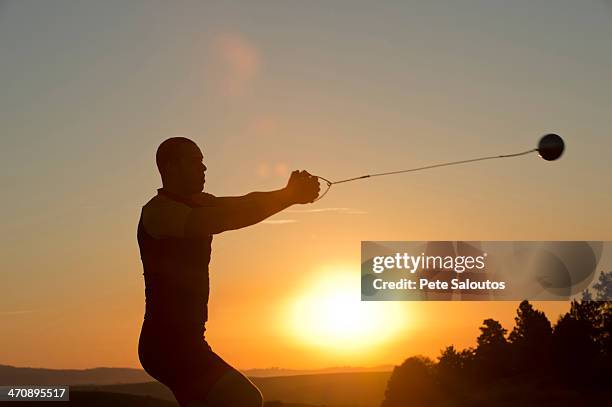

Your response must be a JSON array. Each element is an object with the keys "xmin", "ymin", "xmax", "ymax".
[
  {"xmin": 556, "ymin": 271, "xmax": 612, "ymax": 379},
  {"xmin": 474, "ymin": 319, "xmax": 509, "ymax": 378},
  {"xmin": 593, "ymin": 270, "xmax": 612, "ymax": 301},
  {"xmin": 552, "ymin": 312, "xmax": 598, "ymax": 379},
  {"xmin": 381, "ymin": 356, "xmax": 438, "ymax": 407},
  {"xmin": 509, "ymin": 300, "xmax": 552, "ymax": 371},
  {"xmin": 592, "ymin": 271, "xmax": 612, "ymax": 359},
  {"xmin": 477, "ymin": 319, "xmax": 507, "ymax": 348},
  {"xmin": 438, "ymin": 345, "xmax": 463, "ymax": 372},
  {"xmin": 437, "ymin": 346, "xmax": 476, "ymax": 400}
]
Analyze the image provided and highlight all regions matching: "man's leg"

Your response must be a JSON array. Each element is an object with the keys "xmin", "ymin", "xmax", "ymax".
[
  {"xmin": 169, "ymin": 335, "xmax": 262, "ymax": 407},
  {"xmin": 188, "ymin": 368, "xmax": 262, "ymax": 407}
]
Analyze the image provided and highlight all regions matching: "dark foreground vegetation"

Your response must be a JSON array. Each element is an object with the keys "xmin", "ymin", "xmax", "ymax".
[{"xmin": 381, "ymin": 272, "xmax": 612, "ymax": 406}]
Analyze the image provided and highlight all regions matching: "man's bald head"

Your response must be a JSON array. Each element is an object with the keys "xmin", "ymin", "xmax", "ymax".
[
  {"xmin": 156, "ymin": 137, "xmax": 198, "ymax": 174},
  {"xmin": 156, "ymin": 137, "xmax": 206, "ymax": 194}
]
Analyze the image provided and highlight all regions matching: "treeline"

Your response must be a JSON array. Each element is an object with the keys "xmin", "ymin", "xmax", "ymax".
[{"xmin": 381, "ymin": 271, "xmax": 611, "ymax": 406}]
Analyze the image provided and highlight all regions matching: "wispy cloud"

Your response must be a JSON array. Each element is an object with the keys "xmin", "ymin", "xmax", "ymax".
[
  {"xmin": 287, "ymin": 207, "xmax": 367, "ymax": 214},
  {"xmin": 0, "ymin": 309, "xmax": 40, "ymax": 315},
  {"xmin": 262, "ymin": 219, "xmax": 297, "ymax": 225}
]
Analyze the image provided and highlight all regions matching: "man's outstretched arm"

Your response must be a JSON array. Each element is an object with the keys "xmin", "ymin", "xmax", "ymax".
[{"xmin": 185, "ymin": 170, "xmax": 319, "ymax": 237}]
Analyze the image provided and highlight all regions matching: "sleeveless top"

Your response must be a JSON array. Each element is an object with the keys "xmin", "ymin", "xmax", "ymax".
[{"xmin": 137, "ymin": 189, "xmax": 214, "ymax": 332}]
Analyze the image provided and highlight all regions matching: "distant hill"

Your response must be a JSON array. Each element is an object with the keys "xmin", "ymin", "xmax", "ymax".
[
  {"xmin": 1, "ymin": 364, "xmax": 390, "ymax": 406},
  {"xmin": 76, "ymin": 371, "xmax": 391, "ymax": 407},
  {"xmin": 76, "ymin": 381, "xmax": 175, "ymax": 402},
  {"xmin": 0, "ymin": 390, "xmax": 177, "ymax": 407},
  {"xmin": 0, "ymin": 364, "xmax": 153, "ymax": 385},
  {"xmin": 244, "ymin": 366, "xmax": 393, "ymax": 377},
  {"xmin": 253, "ymin": 372, "xmax": 390, "ymax": 407},
  {"xmin": 0, "ymin": 363, "xmax": 392, "ymax": 384}
]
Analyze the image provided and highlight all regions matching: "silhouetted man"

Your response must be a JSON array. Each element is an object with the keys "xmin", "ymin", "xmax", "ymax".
[{"xmin": 137, "ymin": 137, "xmax": 320, "ymax": 407}]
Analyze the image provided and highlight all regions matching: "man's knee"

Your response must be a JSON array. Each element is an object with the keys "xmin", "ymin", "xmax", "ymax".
[
  {"xmin": 205, "ymin": 369, "xmax": 263, "ymax": 407},
  {"xmin": 242, "ymin": 382, "xmax": 263, "ymax": 407},
  {"xmin": 228, "ymin": 376, "xmax": 263, "ymax": 407}
]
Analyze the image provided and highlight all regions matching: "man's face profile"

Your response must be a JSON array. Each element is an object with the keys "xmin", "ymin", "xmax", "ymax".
[{"xmin": 157, "ymin": 138, "xmax": 207, "ymax": 195}]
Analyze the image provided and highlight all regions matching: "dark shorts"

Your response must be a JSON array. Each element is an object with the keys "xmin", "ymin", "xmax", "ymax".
[{"xmin": 138, "ymin": 320, "xmax": 233, "ymax": 407}]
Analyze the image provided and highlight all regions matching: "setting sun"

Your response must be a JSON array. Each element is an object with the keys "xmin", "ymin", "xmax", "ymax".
[{"xmin": 287, "ymin": 268, "xmax": 407, "ymax": 352}]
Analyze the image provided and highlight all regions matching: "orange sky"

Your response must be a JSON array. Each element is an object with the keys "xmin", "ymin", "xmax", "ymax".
[{"xmin": 1, "ymin": 1, "xmax": 611, "ymax": 370}]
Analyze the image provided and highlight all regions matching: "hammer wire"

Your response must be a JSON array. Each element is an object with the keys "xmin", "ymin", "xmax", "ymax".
[{"xmin": 313, "ymin": 148, "xmax": 537, "ymax": 202}]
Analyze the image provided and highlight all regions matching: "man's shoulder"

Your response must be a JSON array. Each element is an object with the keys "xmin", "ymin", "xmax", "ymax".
[
  {"xmin": 140, "ymin": 194, "xmax": 193, "ymax": 238},
  {"xmin": 191, "ymin": 192, "xmax": 217, "ymax": 206},
  {"xmin": 142, "ymin": 194, "xmax": 192, "ymax": 213},
  {"xmin": 143, "ymin": 193, "xmax": 180, "ymax": 206},
  {"xmin": 142, "ymin": 191, "xmax": 217, "ymax": 210}
]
